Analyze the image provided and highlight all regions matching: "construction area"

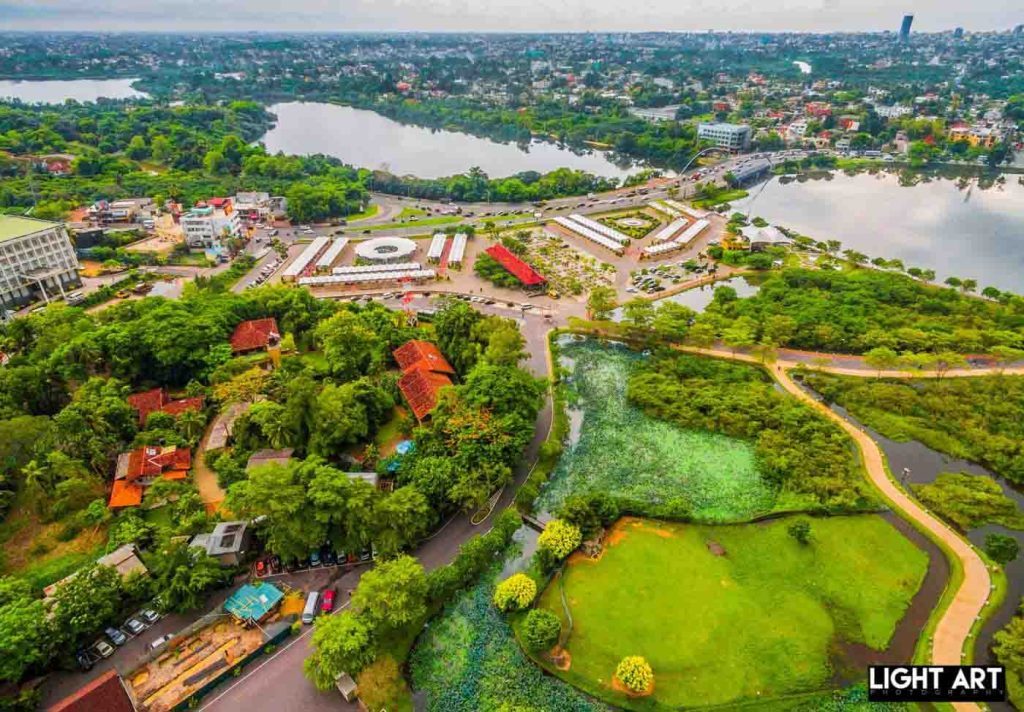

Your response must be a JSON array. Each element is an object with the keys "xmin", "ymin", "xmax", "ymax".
[{"xmin": 125, "ymin": 583, "xmax": 300, "ymax": 712}]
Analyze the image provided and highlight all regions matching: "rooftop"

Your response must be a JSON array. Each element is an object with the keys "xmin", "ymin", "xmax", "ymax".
[
  {"xmin": 484, "ymin": 244, "xmax": 546, "ymax": 287},
  {"xmin": 0, "ymin": 215, "xmax": 62, "ymax": 243},
  {"xmin": 47, "ymin": 670, "xmax": 135, "ymax": 712},
  {"xmin": 224, "ymin": 582, "xmax": 285, "ymax": 625}
]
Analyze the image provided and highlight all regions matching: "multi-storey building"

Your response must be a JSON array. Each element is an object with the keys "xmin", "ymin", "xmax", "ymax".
[
  {"xmin": 180, "ymin": 204, "xmax": 241, "ymax": 249},
  {"xmin": 0, "ymin": 215, "xmax": 81, "ymax": 309},
  {"xmin": 697, "ymin": 122, "xmax": 752, "ymax": 151}
]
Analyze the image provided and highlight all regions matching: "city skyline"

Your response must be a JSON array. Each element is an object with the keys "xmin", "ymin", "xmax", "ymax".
[{"xmin": 1, "ymin": 0, "xmax": 1021, "ymax": 33}]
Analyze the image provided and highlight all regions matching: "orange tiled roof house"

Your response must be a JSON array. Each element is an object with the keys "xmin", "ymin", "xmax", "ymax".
[
  {"xmin": 393, "ymin": 340, "xmax": 455, "ymax": 421},
  {"xmin": 127, "ymin": 387, "xmax": 204, "ymax": 427},
  {"xmin": 230, "ymin": 317, "xmax": 281, "ymax": 354},
  {"xmin": 108, "ymin": 445, "xmax": 191, "ymax": 509}
]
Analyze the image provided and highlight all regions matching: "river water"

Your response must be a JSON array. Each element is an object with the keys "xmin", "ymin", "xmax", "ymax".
[
  {"xmin": 259, "ymin": 102, "xmax": 635, "ymax": 180},
  {"xmin": 731, "ymin": 171, "xmax": 1024, "ymax": 293},
  {"xmin": 0, "ymin": 78, "xmax": 147, "ymax": 103}
]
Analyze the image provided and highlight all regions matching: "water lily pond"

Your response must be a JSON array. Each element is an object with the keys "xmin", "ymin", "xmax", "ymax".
[{"xmin": 537, "ymin": 337, "xmax": 776, "ymax": 522}]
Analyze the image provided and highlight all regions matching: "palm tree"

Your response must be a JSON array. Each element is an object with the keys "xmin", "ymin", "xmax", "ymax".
[{"xmin": 176, "ymin": 409, "xmax": 206, "ymax": 445}]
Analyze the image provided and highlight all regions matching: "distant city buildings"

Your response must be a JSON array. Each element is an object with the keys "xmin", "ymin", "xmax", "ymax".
[
  {"xmin": 697, "ymin": 122, "xmax": 752, "ymax": 151},
  {"xmin": 899, "ymin": 15, "xmax": 914, "ymax": 42},
  {"xmin": 0, "ymin": 215, "xmax": 81, "ymax": 309}
]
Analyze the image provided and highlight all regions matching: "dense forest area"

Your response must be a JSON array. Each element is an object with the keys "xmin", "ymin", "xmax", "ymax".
[
  {"xmin": 799, "ymin": 372, "xmax": 1024, "ymax": 485},
  {"xmin": 698, "ymin": 268, "xmax": 1024, "ymax": 355},
  {"xmin": 0, "ymin": 288, "xmax": 542, "ymax": 697},
  {"xmin": 627, "ymin": 352, "xmax": 872, "ymax": 510}
]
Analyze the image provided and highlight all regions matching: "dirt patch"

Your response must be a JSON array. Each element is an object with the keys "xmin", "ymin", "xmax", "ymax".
[
  {"xmin": 550, "ymin": 647, "xmax": 572, "ymax": 671},
  {"xmin": 706, "ymin": 539, "xmax": 726, "ymax": 556},
  {"xmin": 611, "ymin": 675, "xmax": 655, "ymax": 698}
]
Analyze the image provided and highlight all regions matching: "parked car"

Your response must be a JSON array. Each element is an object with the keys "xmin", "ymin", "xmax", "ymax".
[
  {"xmin": 93, "ymin": 640, "xmax": 115, "ymax": 658},
  {"xmin": 149, "ymin": 633, "xmax": 174, "ymax": 652},
  {"xmin": 255, "ymin": 559, "xmax": 267, "ymax": 577},
  {"xmin": 140, "ymin": 609, "xmax": 160, "ymax": 625},
  {"xmin": 105, "ymin": 628, "xmax": 127, "ymax": 646},
  {"xmin": 75, "ymin": 650, "xmax": 94, "ymax": 671},
  {"xmin": 309, "ymin": 550, "xmax": 322, "ymax": 568},
  {"xmin": 124, "ymin": 617, "xmax": 146, "ymax": 635},
  {"xmin": 322, "ymin": 548, "xmax": 337, "ymax": 566},
  {"xmin": 321, "ymin": 590, "xmax": 336, "ymax": 614}
]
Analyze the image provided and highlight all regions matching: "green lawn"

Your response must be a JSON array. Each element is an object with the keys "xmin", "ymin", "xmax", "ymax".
[
  {"xmin": 537, "ymin": 515, "xmax": 928, "ymax": 709},
  {"xmin": 344, "ymin": 204, "xmax": 381, "ymax": 222},
  {"xmin": 362, "ymin": 215, "xmax": 463, "ymax": 231}
]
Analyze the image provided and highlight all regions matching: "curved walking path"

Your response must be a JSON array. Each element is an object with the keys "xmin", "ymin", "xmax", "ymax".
[{"xmin": 671, "ymin": 345, "xmax": 996, "ymax": 711}]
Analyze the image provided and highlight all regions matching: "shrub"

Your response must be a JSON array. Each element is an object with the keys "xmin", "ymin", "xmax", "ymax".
[
  {"xmin": 986, "ymin": 533, "xmax": 1019, "ymax": 565},
  {"xmin": 787, "ymin": 519, "xmax": 811, "ymax": 545},
  {"xmin": 538, "ymin": 519, "xmax": 582, "ymax": 560},
  {"xmin": 615, "ymin": 656, "xmax": 654, "ymax": 693},
  {"xmin": 493, "ymin": 573, "xmax": 537, "ymax": 612},
  {"xmin": 522, "ymin": 609, "xmax": 561, "ymax": 652}
]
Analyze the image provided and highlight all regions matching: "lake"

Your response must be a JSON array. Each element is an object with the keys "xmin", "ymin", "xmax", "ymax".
[
  {"xmin": 0, "ymin": 78, "xmax": 147, "ymax": 103},
  {"xmin": 259, "ymin": 102, "xmax": 635, "ymax": 180},
  {"xmin": 731, "ymin": 171, "xmax": 1024, "ymax": 293},
  {"xmin": 611, "ymin": 275, "xmax": 762, "ymax": 321}
]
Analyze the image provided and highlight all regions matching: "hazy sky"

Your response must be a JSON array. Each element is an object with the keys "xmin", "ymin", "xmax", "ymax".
[{"xmin": 1, "ymin": 0, "xmax": 1019, "ymax": 33}]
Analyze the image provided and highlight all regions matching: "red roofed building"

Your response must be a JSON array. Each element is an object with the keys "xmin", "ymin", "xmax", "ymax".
[
  {"xmin": 127, "ymin": 388, "xmax": 204, "ymax": 427},
  {"xmin": 393, "ymin": 339, "xmax": 455, "ymax": 420},
  {"xmin": 483, "ymin": 244, "xmax": 546, "ymax": 287},
  {"xmin": 393, "ymin": 340, "xmax": 455, "ymax": 375},
  {"xmin": 230, "ymin": 318, "xmax": 281, "ymax": 354},
  {"xmin": 47, "ymin": 670, "xmax": 136, "ymax": 712},
  {"xmin": 398, "ymin": 369, "xmax": 452, "ymax": 421},
  {"xmin": 109, "ymin": 445, "xmax": 191, "ymax": 509}
]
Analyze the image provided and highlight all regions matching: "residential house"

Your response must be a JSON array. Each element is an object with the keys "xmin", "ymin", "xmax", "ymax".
[
  {"xmin": 47, "ymin": 670, "xmax": 137, "ymax": 712},
  {"xmin": 230, "ymin": 318, "xmax": 281, "ymax": 355},
  {"xmin": 393, "ymin": 340, "xmax": 455, "ymax": 421},
  {"xmin": 190, "ymin": 521, "xmax": 253, "ymax": 566},
  {"xmin": 108, "ymin": 445, "xmax": 191, "ymax": 509},
  {"xmin": 127, "ymin": 387, "xmax": 204, "ymax": 427},
  {"xmin": 245, "ymin": 448, "xmax": 294, "ymax": 472},
  {"xmin": 43, "ymin": 543, "xmax": 148, "ymax": 600}
]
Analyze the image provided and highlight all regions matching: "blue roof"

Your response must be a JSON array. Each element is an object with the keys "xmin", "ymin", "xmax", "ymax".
[
  {"xmin": 396, "ymin": 440, "xmax": 415, "ymax": 456},
  {"xmin": 224, "ymin": 582, "xmax": 284, "ymax": 624}
]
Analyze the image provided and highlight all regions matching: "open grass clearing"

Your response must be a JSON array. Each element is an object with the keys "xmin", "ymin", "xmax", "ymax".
[{"xmin": 536, "ymin": 515, "xmax": 928, "ymax": 710}]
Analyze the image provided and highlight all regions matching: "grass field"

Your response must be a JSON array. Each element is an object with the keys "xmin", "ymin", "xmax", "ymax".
[{"xmin": 537, "ymin": 516, "xmax": 928, "ymax": 709}]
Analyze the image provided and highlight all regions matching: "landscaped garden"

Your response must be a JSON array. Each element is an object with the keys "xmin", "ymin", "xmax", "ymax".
[
  {"xmin": 536, "ymin": 338, "xmax": 777, "ymax": 522},
  {"xmin": 598, "ymin": 211, "xmax": 660, "ymax": 240},
  {"xmin": 534, "ymin": 516, "xmax": 928, "ymax": 709}
]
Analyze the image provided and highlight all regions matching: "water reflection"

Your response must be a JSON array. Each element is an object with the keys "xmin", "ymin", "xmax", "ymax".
[
  {"xmin": 611, "ymin": 276, "xmax": 761, "ymax": 321},
  {"xmin": 260, "ymin": 102, "xmax": 636, "ymax": 180},
  {"xmin": 0, "ymin": 78, "xmax": 147, "ymax": 103},
  {"xmin": 731, "ymin": 171, "xmax": 1024, "ymax": 293}
]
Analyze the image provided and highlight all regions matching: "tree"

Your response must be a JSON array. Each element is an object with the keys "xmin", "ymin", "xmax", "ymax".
[
  {"xmin": 175, "ymin": 408, "xmax": 206, "ymax": 445},
  {"xmin": 315, "ymin": 311, "xmax": 381, "ymax": 381},
  {"xmin": 558, "ymin": 493, "xmax": 619, "ymax": 540},
  {"xmin": 587, "ymin": 286, "xmax": 618, "ymax": 320},
  {"xmin": 787, "ymin": 519, "xmax": 811, "ymax": 545},
  {"xmin": 0, "ymin": 577, "xmax": 51, "ymax": 683},
  {"xmin": 933, "ymin": 351, "xmax": 968, "ymax": 378},
  {"xmin": 537, "ymin": 519, "xmax": 582, "ymax": 560},
  {"xmin": 722, "ymin": 317, "xmax": 757, "ymax": 354},
  {"xmin": 615, "ymin": 656, "xmax": 654, "ymax": 693},
  {"xmin": 961, "ymin": 278, "xmax": 978, "ymax": 294},
  {"xmin": 652, "ymin": 302, "xmax": 694, "ymax": 342},
  {"xmin": 304, "ymin": 612, "xmax": 376, "ymax": 690},
  {"xmin": 48, "ymin": 564, "xmax": 122, "ymax": 645},
  {"xmin": 686, "ymin": 322, "xmax": 716, "ymax": 349},
  {"xmin": 150, "ymin": 540, "xmax": 228, "ymax": 612},
  {"xmin": 863, "ymin": 346, "xmax": 900, "ymax": 377},
  {"xmin": 227, "ymin": 461, "xmax": 325, "ymax": 561},
  {"xmin": 372, "ymin": 486, "xmax": 434, "ymax": 557},
  {"xmin": 493, "ymin": 573, "xmax": 537, "ymax": 612},
  {"xmin": 986, "ymin": 534, "xmax": 1019, "ymax": 566},
  {"xmin": 213, "ymin": 367, "xmax": 268, "ymax": 404},
  {"xmin": 247, "ymin": 400, "xmax": 295, "ymax": 450},
  {"xmin": 355, "ymin": 656, "xmax": 405, "ymax": 711},
  {"xmin": 621, "ymin": 299, "xmax": 655, "ymax": 330},
  {"xmin": 521, "ymin": 609, "xmax": 561, "ymax": 652},
  {"xmin": 990, "ymin": 346, "xmax": 1024, "ymax": 373},
  {"xmin": 351, "ymin": 555, "xmax": 427, "ymax": 629}
]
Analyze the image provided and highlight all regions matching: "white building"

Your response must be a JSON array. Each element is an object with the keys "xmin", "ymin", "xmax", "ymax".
[
  {"xmin": 181, "ymin": 206, "xmax": 242, "ymax": 249},
  {"xmin": 874, "ymin": 104, "xmax": 914, "ymax": 119},
  {"xmin": 697, "ymin": 122, "xmax": 752, "ymax": 151},
  {"xmin": 0, "ymin": 215, "xmax": 81, "ymax": 308}
]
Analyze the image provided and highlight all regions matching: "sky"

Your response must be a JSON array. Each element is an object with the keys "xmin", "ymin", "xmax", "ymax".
[{"xmin": 0, "ymin": 0, "xmax": 1020, "ymax": 33}]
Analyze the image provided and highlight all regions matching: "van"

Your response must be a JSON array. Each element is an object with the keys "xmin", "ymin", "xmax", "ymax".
[{"xmin": 302, "ymin": 591, "xmax": 320, "ymax": 625}]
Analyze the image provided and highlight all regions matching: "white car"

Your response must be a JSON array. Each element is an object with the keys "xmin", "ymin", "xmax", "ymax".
[{"xmin": 149, "ymin": 633, "xmax": 175, "ymax": 652}]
